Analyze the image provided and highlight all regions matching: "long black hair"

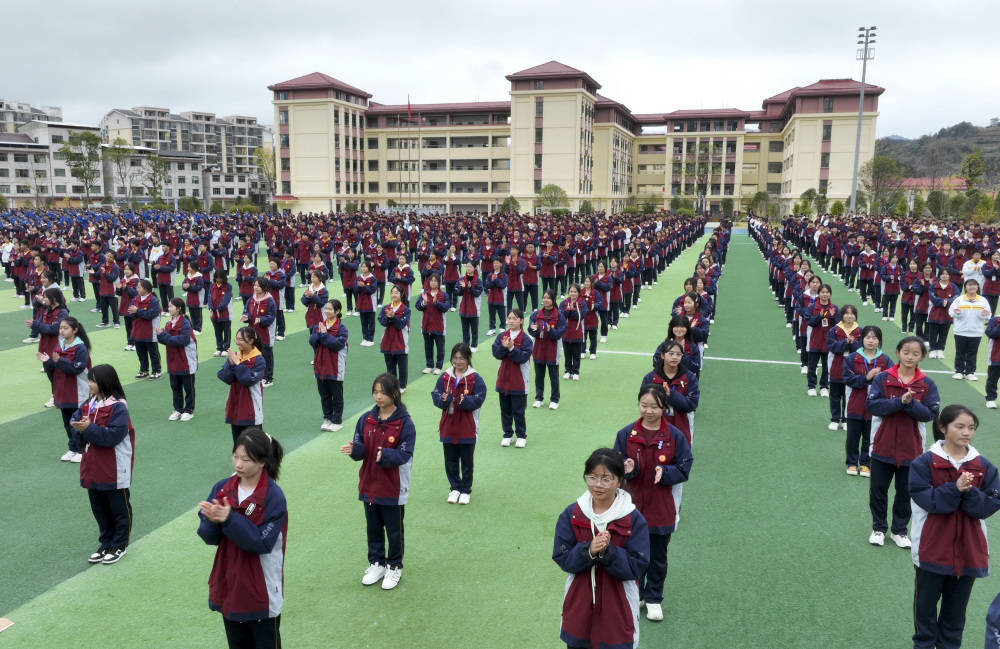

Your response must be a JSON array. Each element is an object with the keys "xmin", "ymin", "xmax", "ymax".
[
  {"xmin": 234, "ymin": 426, "xmax": 285, "ymax": 480},
  {"xmin": 668, "ymin": 314, "xmax": 693, "ymax": 343},
  {"xmin": 235, "ymin": 326, "xmax": 264, "ymax": 352},
  {"xmin": 933, "ymin": 404, "xmax": 979, "ymax": 442},
  {"xmin": 653, "ymin": 339, "xmax": 684, "ymax": 377},
  {"xmin": 88, "ymin": 364, "xmax": 125, "ymax": 400},
  {"xmin": 61, "ymin": 315, "xmax": 92, "ymax": 350},
  {"xmin": 372, "ymin": 372, "xmax": 404, "ymax": 408}
]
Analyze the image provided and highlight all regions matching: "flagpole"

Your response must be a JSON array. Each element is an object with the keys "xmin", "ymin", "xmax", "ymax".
[
  {"xmin": 417, "ymin": 111, "xmax": 422, "ymax": 211},
  {"xmin": 396, "ymin": 113, "xmax": 402, "ymax": 209},
  {"xmin": 407, "ymin": 98, "xmax": 412, "ymax": 210}
]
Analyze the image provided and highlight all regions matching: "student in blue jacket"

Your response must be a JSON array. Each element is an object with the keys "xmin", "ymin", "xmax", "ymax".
[{"xmin": 909, "ymin": 404, "xmax": 1000, "ymax": 649}]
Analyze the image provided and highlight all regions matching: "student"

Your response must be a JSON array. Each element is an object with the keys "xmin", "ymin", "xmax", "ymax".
[
  {"xmin": 926, "ymin": 269, "xmax": 958, "ymax": 359},
  {"xmin": 127, "ymin": 279, "xmax": 162, "ymax": 380},
  {"xmin": 560, "ymin": 285, "xmax": 588, "ymax": 381},
  {"xmin": 182, "ymin": 265, "xmax": 204, "ymax": 334},
  {"xmin": 842, "ymin": 325, "xmax": 892, "ymax": 477},
  {"xmin": 947, "ymin": 278, "xmax": 991, "ymax": 380},
  {"xmin": 28, "ymin": 286, "xmax": 69, "ymax": 395},
  {"xmin": 982, "ymin": 249, "xmax": 1000, "ymax": 314},
  {"xmin": 802, "ymin": 283, "xmax": 839, "ymax": 397},
  {"xmin": 340, "ymin": 373, "xmax": 415, "ymax": 591},
  {"xmin": 641, "ymin": 340, "xmax": 700, "ymax": 445},
  {"xmin": 911, "ymin": 262, "xmax": 936, "ymax": 341},
  {"xmin": 300, "ymin": 269, "xmax": 329, "ymax": 330},
  {"xmin": 338, "ymin": 248, "xmax": 359, "ymax": 315},
  {"xmin": 867, "ymin": 336, "xmax": 941, "ymax": 548},
  {"xmin": 613, "ymin": 385, "xmax": 692, "ymax": 622},
  {"xmin": 415, "ymin": 273, "xmax": 450, "ymax": 375},
  {"xmin": 71, "ymin": 364, "xmax": 134, "ymax": 565},
  {"xmin": 880, "ymin": 253, "xmax": 902, "ymax": 321},
  {"xmin": 309, "ymin": 299, "xmax": 348, "ymax": 432},
  {"xmin": 237, "ymin": 254, "xmax": 257, "ymax": 303},
  {"xmin": 218, "ymin": 327, "xmax": 266, "ymax": 443},
  {"xmin": 825, "ymin": 304, "xmax": 861, "ymax": 430},
  {"xmin": 483, "ymin": 258, "xmax": 507, "ymax": 336},
  {"xmin": 96, "ymin": 252, "xmax": 121, "ymax": 329},
  {"xmin": 910, "ymin": 405, "xmax": 1000, "ymax": 649},
  {"xmin": 985, "ymin": 314, "xmax": 1000, "ymax": 409},
  {"xmin": 378, "ymin": 286, "xmax": 411, "ymax": 392},
  {"xmin": 119, "ymin": 263, "xmax": 140, "ymax": 352},
  {"xmin": 457, "ymin": 261, "xmax": 483, "ymax": 352},
  {"xmin": 207, "ymin": 270, "xmax": 233, "ymax": 357},
  {"xmin": 157, "ymin": 298, "xmax": 198, "ymax": 422},
  {"xmin": 151, "ymin": 243, "xmax": 175, "ymax": 307},
  {"xmin": 493, "ymin": 308, "xmax": 533, "ymax": 447},
  {"xmin": 553, "ymin": 448, "xmax": 650, "ymax": 647},
  {"xmin": 39, "ymin": 316, "xmax": 90, "ymax": 462},
  {"xmin": 593, "ymin": 261, "xmax": 612, "ymax": 343},
  {"xmin": 263, "ymin": 260, "xmax": 287, "ymax": 341},
  {"xmin": 389, "ymin": 254, "xmax": 415, "ymax": 305},
  {"xmin": 900, "ymin": 259, "xmax": 920, "ymax": 333},
  {"xmin": 529, "ymin": 289, "xmax": 567, "ymax": 410},
  {"xmin": 355, "ymin": 261, "xmax": 377, "ymax": 346},
  {"xmin": 431, "ymin": 343, "xmax": 487, "ymax": 505},
  {"xmin": 198, "ymin": 427, "xmax": 286, "ymax": 649},
  {"xmin": 241, "ymin": 278, "xmax": 277, "ymax": 388},
  {"xmin": 661, "ymin": 315, "xmax": 702, "ymax": 377},
  {"xmin": 580, "ymin": 276, "xmax": 602, "ymax": 360}
]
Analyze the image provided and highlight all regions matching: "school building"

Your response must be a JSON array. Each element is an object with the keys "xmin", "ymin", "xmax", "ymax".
[{"xmin": 268, "ymin": 61, "xmax": 883, "ymax": 216}]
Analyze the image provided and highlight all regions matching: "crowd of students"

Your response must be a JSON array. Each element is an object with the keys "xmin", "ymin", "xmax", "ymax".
[
  {"xmin": 4, "ymin": 205, "xmax": 727, "ymax": 649},
  {"xmin": 751, "ymin": 213, "xmax": 1000, "ymax": 649}
]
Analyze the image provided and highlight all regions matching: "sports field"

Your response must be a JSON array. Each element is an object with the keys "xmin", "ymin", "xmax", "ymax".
[{"xmin": 2, "ymin": 231, "xmax": 1000, "ymax": 648}]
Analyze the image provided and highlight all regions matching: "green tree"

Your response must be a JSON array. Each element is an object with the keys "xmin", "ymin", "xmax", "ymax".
[
  {"xmin": 59, "ymin": 130, "xmax": 103, "ymax": 206},
  {"xmin": 210, "ymin": 200, "xmax": 224, "ymax": 214},
  {"xmin": 960, "ymin": 147, "xmax": 985, "ymax": 192},
  {"xmin": 800, "ymin": 188, "xmax": 818, "ymax": 207},
  {"xmin": 974, "ymin": 193, "xmax": 994, "ymax": 222},
  {"xmin": 536, "ymin": 184, "xmax": 569, "ymax": 211},
  {"xmin": 830, "ymin": 200, "xmax": 845, "ymax": 217},
  {"xmin": 640, "ymin": 195, "xmax": 658, "ymax": 215},
  {"xmin": 767, "ymin": 203, "xmax": 779, "ymax": 219},
  {"xmin": 142, "ymin": 154, "xmax": 170, "ymax": 202},
  {"xmin": 720, "ymin": 197, "xmax": 734, "ymax": 217},
  {"xmin": 500, "ymin": 195, "xmax": 520, "ymax": 213},
  {"xmin": 0, "ymin": 194, "xmax": 7, "ymax": 209},
  {"xmin": 893, "ymin": 197, "xmax": 909, "ymax": 218},
  {"xmin": 177, "ymin": 197, "xmax": 200, "ymax": 211},
  {"xmin": 948, "ymin": 193, "xmax": 966, "ymax": 217},
  {"xmin": 815, "ymin": 194, "xmax": 828, "ymax": 215},
  {"xmin": 926, "ymin": 190, "xmax": 946, "ymax": 217},
  {"xmin": 386, "ymin": 198, "xmax": 398, "ymax": 208},
  {"xmin": 344, "ymin": 201, "xmax": 359, "ymax": 215},
  {"xmin": 104, "ymin": 137, "xmax": 135, "ymax": 204},
  {"xmin": 859, "ymin": 156, "xmax": 904, "ymax": 215},
  {"xmin": 749, "ymin": 191, "xmax": 770, "ymax": 217},
  {"xmin": 253, "ymin": 146, "xmax": 276, "ymax": 207},
  {"xmin": 912, "ymin": 194, "xmax": 926, "ymax": 218},
  {"xmin": 995, "ymin": 193, "xmax": 1000, "ymax": 219},
  {"xmin": 578, "ymin": 199, "xmax": 593, "ymax": 214}
]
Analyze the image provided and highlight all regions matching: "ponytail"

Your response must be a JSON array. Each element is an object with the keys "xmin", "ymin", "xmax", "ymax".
[{"xmin": 234, "ymin": 426, "xmax": 284, "ymax": 481}]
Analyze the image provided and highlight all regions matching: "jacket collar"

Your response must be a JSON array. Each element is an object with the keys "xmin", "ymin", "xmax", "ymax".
[{"xmin": 929, "ymin": 440, "xmax": 980, "ymax": 467}]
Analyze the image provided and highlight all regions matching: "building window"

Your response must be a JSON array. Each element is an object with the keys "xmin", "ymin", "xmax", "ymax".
[
  {"xmin": 279, "ymin": 134, "xmax": 289, "ymax": 147},
  {"xmin": 534, "ymin": 80, "xmax": 544, "ymax": 90},
  {"xmin": 130, "ymin": 159, "xmax": 142, "ymax": 167},
  {"xmin": 819, "ymin": 179, "xmax": 829, "ymax": 194},
  {"xmin": 54, "ymin": 185, "xmax": 65, "ymax": 194},
  {"xmin": 535, "ymin": 128, "xmax": 543, "ymax": 144},
  {"xmin": 534, "ymin": 154, "xmax": 542, "ymax": 170},
  {"xmin": 213, "ymin": 188, "xmax": 221, "ymax": 195},
  {"xmin": 766, "ymin": 182, "xmax": 781, "ymax": 194},
  {"xmin": 14, "ymin": 154, "xmax": 27, "ymax": 162},
  {"xmin": 0, "ymin": 169, "xmax": 6, "ymax": 177},
  {"xmin": 822, "ymin": 97, "xmax": 834, "ymax": 113},
  {"xmin": 278, "ymin": 110, "xmax": 288, "ymax": 125},
  {"xmin": 333, "ymin": 110, "xmax": 339, "ymax": 125},
  {"xmin": 535, "ymin": 99, "xmax": 543, "ymax": 117},
  {"xmin": 280, "ymin": 158, "xmax": 290, "ymax": 171},
  {"xmin": 820, "ymin": 152, "xmax": 830, "ymax": 168},
  {"xmin": 277, "ymin": 91, "xmax": 289, "ymax": 100},
  {"xmin": 368, "ymin": 160, "xmax": 378, "ymax": 171},
  {"xmin": 367, "ymin": 138, "xmax": 378, "ymax": 149},
  {"xmin": 822, "ymin": 124, "xmax": 832, "ymax": 141},
  {"xmin": 178, "ymin": 189, "xmax": 186, "ymax": 197},
  {"xmin": 224, "ymin": 188, "xmax": 234, "ymax": 195},
  {"xmin": 368, "ymin": 182, "xmax": 379, "ymax": 192},
  {"xmin": 767, "ymin": 162, "xmax": 783, "ymax": 174},
  {"xmin": 0, "ymin": 154, "xmax": 5, "ymax": 161},
  {"xmin": 534, "ymin": 179, "xmax": 542, "ymax": 193},
  {"xmin": 281, "ymin": 181, "xmax": 291, "ymax": 194},
  {"xmin": 768, "ymin": 141, "xmax": 783, "ymax": 152}
]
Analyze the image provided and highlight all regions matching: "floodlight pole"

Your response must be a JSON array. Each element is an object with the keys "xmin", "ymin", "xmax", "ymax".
[{"xmin": 849, "ymin": 26, "xmax": 876, "ymax": 216}]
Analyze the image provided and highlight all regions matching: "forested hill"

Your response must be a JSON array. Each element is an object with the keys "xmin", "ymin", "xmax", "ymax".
[{"xmin": 876, "ymin": 121, "xmax": 1000, "ymax": 178}]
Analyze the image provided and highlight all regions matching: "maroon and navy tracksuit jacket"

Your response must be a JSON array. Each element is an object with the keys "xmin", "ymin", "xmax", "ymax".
[
  {"xmin": 842, "ymin": 351, "xmax": 892, "ymax": 420},
  {"xmin": 826, "ymin": 324, "xmax": 862, "ymax": 383},
  {"xmin": 431, "ymin": 368, "xmax": 488, "ymax": 444},
  {"xmin": 207, "ymin": 282, "xmax": 232, "ymax": 322},
  {"xmin": 492, "ymin": 329, "xmax": 533, "ymax": 394},
  {"xmin": 300, "ymin": 283, "xmax": 329, "ymax": 329},
  {"xmin": 457, "ymin": 273, "xmax": 483, "ymax": 318},
  {"xmin": 529, "ymin": 307, "xmax": 567, "ymax": 365},
  {"xmin": 130, "ymin": 293, "xmax": 162, "ymax": 342},
  {"xmin": 390, "ymin": 265, "xmax": 415, "ymax": 302},
  {"xmin": 46, "ymin": 339, "xmax": 91, "ymax": 409},
  {"xmin": 245, "ymin": 295, "xmax": 277, "ymax": 346},
  {"xmin": 559, "ymin": 298, "xmax": 588, "ymax": 343},
  {"xmin": 309, "ymin": 319, "xmax": 348, "ymax": 381},
  {"xmin": 802, "ymin": 300, "xmax": 839, "ymax": 353},
  {"xmin": 183, "ymin": 274, "xmax": 204, "ymax": 308},
  {"xmin": 867, "ymin": 365, "xmax": 940, "ymax": 466},
  {"xmin": 415, "ymin": 290, "xmax": 450, "ymax": 335},
  {"xmin": 197, "ymin": 472, "xmax": 287, "ymax": 622},
  {"xmin": 217, "ymin": 349, "xmax": 265, "ymax": 426},
  {"xmin": 75, "ymin": 397, "xmax": 135, "ymax": 490},
  {"xmin": 34, "ymin": 306, "xmax": 68, "ymax": 356},
  {"xmin": 378, "ymin": 302, "xmax": 410, "ymax": 355},
  {"xmin": 910, "ymin": 442, "xmax": 1000, "ymax": 578},
  {"xmin": 484, "ymin": 270, "xmax": 507, "ymax": 306},
  {"xmin": 355, "ymin": 274, "xmax": 376, "ymax": 312},
  {"xmin": 639, "ymin": 370, "xmax": 700, "ymax": 444},
  {"xmin": 348, "ymin": 406, "xmax": 416, "ymax": 505},
  {"xmin": 157, "ymin": 315, "xmax": 198, "ymax": 375}
]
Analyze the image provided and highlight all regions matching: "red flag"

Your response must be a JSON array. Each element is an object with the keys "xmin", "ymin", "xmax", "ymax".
[{"xmin": 407, "ymin": 95, "xmax": 412, "ymax": 121}]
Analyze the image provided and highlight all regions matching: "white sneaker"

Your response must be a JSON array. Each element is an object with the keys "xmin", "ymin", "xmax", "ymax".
[
  {"xmin": 44, "ymin": 397, "xmax": 55, "ymax": 408},
  {"xmin": 275, "ymin": 335, "xmax": 285, "ymax": 341},
  {"xmin": 785, "ymin": 322, "xmax": 792, "ymax": 328},
  {"xmin": 646, "ymin": 602, "xmax": 663, "ymax": 622},
  {"xmin": 589, "ymin": 353, "xmax": 596, "ymax": 360},
  {"xmin": 22, "ymin": 337, "xmax": 40, "ymax": 344},
  {"xmin": 869, "ymin": 530, "xmax": 885, "ymax": 546},
  {"xmin": 549, "ymin": 401, "xmax": 559, "ymax": 410},
  {"xmin": 381, "ymin": 566, "xmax": 402, "ymax": 590},
  {"xmin": 212, "ymin": 350, "xmax": 222, "ymax": 357},
  {"xmin": 532, "ymin": 400, "xmax": 542, "ymax": 408},
  {"xmin": 449, "ymin": 307, "xmax": 456, "ymax": 312},
  {"xmin": 180, "ymin": 412, "xmax": 194, "ymax": 422},
  {"xmin": 807, "ymin": 389, "xmax": 817, "ymax": 397},
  {"xmin": 890, "ymin": 533, "xmax": 912, "ymax": 549},
  {"xmin": 622, "ymin": 312, "xmax": 629, "ymax": 318},
  {"xmin": 611, "ymin": 325, "xmax": 618, "ymax": 330},
  {"xmin": 952, "ymin": 372, "xmax": 964, "ymax": 380},
  {"xmin": 500, "ymin": 437, "xmax": 512, "ymax": 447},
  {"xmin": 362, "ymin": 563, "xmax": 387, "ymax": 586},
  {"xmin": 572, "ymin": 374, "xmax": 580, "ymax": 381},
  {"xmin": 487, "ymin": 329, "xmax": 495, "ymax": 336},
  {"xmin": 70, "ymin": 452, "xmax": 82, "ymax": 463},
  {"xmin": 60, "ymin": 450, "xmax": 75, "ymax": 461},
  {"xmin": 330, "ymin": 423, "xmax": 343, "ymax": 432},
  {"xmin": 827, "ymin": 422, "xmax": 839, "ymax": 431},
  {"xmin": 563, "ymin": 372, "xmax": 571, "ymax": 380},
  {"xmin": 321, "ymin": 420, "xmax": 334, "ymax": 431},
  {"xmin": 600, "ymin": 336, "xmax": 607, "ymax": 343},
  {"xmin": 515, "ymin": 438, "xmax": 527, "ymax": 448},
  {"xmin": 433, "ymin": 368, "xmax": 441, "ymax": 375},
  {"xmin": 470, "ymin": 347, "xmax": 477, "ymax": 353},
  {"xmin": 447, "ymin": 490, "xmax": 460, "ymax": 504},
  {"xmin": 800, "ymin": 366, "xmax": 808, "ymax": 374},
  {"xmin": 399, "ymin": 388, "xmax": 405, "ymax": 394},
  {"xmin": 168, "ymin": 411, "xmax": 181, "ymax": 421},
  {"xmin": 820, "ymin": 388, "xmax": 829, "ymax": 397},
  {"xmin": 422, "ymin": 367, "xmax": 432, "ymax": 374},
  {"xmin": 842, "ymin": 422, "xmax": 848, "ymax": 430},
  {"xmin": 967, "ymin": 374, "xmax": 979, "ymax": 381},
  {"xmin": 458, "ymin": 492, "xmax": 470, "ymax": 505}
]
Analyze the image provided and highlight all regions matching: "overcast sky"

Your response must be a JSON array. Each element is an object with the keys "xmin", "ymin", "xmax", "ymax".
[{"xmin": 7, "ymin": 0, "xmax": 998, "ymax": 139}]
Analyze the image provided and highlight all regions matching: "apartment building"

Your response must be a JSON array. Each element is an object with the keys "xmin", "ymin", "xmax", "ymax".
[
  {"xmin": 0, "ymin": 98, "xmax": 62, "ymax": 134},
  {"xmin": 1, "ymin": 121, "xmax": 104, "ymax": 208},
  {"xmin": 268, "ymin": 61, "xmax": 883, "ymax": 215}
]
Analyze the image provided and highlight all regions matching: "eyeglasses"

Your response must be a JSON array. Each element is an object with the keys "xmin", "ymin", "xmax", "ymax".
[{"xmin": 584, "ymin": 474, "xmax": 618, "ymax": 487}]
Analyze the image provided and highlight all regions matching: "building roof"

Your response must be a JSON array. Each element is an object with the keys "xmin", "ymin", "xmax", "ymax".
[
  {"xmin": 633, "ymin": 108, "xmax": 751, "ymax": 124},
  {"xmin": 505, "ymin": 60, "xmax": 601, "ymax": 90},
  {"xmin": 900, "ymin": 177, "xmax": 968, "ymax": 191},
  {"xmin": 267, "ymin": 72, "xmax": 373, "ymax": 98},
  {"xmin": 762, "ymin": 78, "xmax": 885, "ymax": 107},
  {"xmin": 0, "ymin": 133, "xmax": 37, "ymax": 144},
  {"xmin": 595, "ymin": 93, "xmax": 634, "ymax": 117},
  {"xmin": 109, "ymin": 108, "xmax": 141, "ymax": 118},
  {"xmin": 367, "ymin": 100, "xmax": 510, "ymax": 115}
]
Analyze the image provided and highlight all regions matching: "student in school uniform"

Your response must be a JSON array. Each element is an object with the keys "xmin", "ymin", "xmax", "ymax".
[
  {"xmin": 339, "ymin": 248, "xmax": 359, "ymax": 315},
  {"xmin": 825, "ymin": 304, "xmax": 861, "ymax": 431},
  {"xmin": 947, "ymin": 278, "xmax": 992, "ymax": 380},
  {"xmin": 580, "ymin": 276, "xmax": 602, "ymax": 360},
  {"xmin": 378, "ymin": 286, "xmax": 411, "ymax": 392},
  {"xmin": 529, "ymin": 289, "xmax": 567, "ymax": 411},
  {"xmin": 355, "ymin": 262, "xmax": 377, "ymax": 346},
  {"xmin": 29, "ymin": 286, "xmax": 69, "ymax": 399},
  {"xmin": 560, "ymin": 284, "xmax": 588, "ymax": 381},
  {"xmin": 842, "ymin": 325, "xmax": 892, "ymax": 477},
  {"xmin": 151, "ymin": 243, "xmax": 175, "ymax": 307},
  {"xmin": 237, "ymin": 254, "xmax": 257, "ymax": 304},
  {"xmin": 309, "ymin": 299, "xmax": 348, "ymax": 432},
  {"xmin": 442, "ymin": 244, "xmax": 462, "ymax": 310},
  {"xmin": 641, "ymin": 339, "xmax": 700, "ymax": 445},
  {"xmin": 182, "ymin": 266, "xmax": 205, "ymax": 335},
  {"xmin": 911, "ymin": 262, "xmax": 936, "ymax": 341},
  {"xmin": 127, "ymin": 279, "xmax": 162, "ymax": 380},
  {"xmin": 493, "ymin": 308, "xmax": 533, "ymax": 447},
  {"xmin": 340, "ymin": 373, "xmax": 415, "ymax": 592},
  {"xmin": 96, "ymin": 252, "xmax": 121, "ymax": 329},
  {"xmin": 985, "ymin": 314, "xmax": 1000, "ymax": 409},
  {"xmin": 71, "ymin": 364, "xmax": 134, "ymax": 566},
  {"xmin": 198, "ymin": 427, "xmax": 286, "ymax": 649},
  {"xmin": 981, "ymin": 249, "xmax": 1000, "ymax": 315},
  {"xmin": 880, "ymin": 253, "xmax": 902, "ymax": 321},
  {"xmin": 483, "ymin": 258, "xmax": 508, "ymax": 336},
  {"xmin": 658, "ymin": 315, "xmax": 701, "ymax": 378},
  {"xmin": 593, "ymin": 262, "xmax": 612, "ymax": 343},
  {"xmin": 119, "ymin": 264, "xmax": 140, "ymax": 352},
  {"xmin": 866, "ymin": 336, "xmax": 941, "ymax": 548},
  {"xmin": 456, "ymin": 261, "xmax": 482, "ymax": 352},
  {"xmin": 415, "ymin": 273, "xmax": 451, "ymax": 375},
  {"xmin": 612, "ymin": 385, "xmax": 692, "ymax": 623},
  {"xmin": 217, "ymin": 327, "xmax": 266, "ymax": 443},
  {"xmin": 39, "ymin": 316, "xmax": 90, "ymax": 462},
  {"xmin": 431, "ymin": 343, "xmax": 488, "ymax": 505},
  {"xmin": 263, "ymin": 260, "xmax": 287, "ymax": 341},
  {"xmin": 553, "ymin": 448, "xmax": 650, "ymax": 647},
  {"xmin": 909, "ymin": 404, "xmax": 1000, "ymax": 649},
  {"xmin": 926, "ymin": 269, "xmax": 959, "ymax": 359},
  {"xmin": 390, "ymin": 255, "xmax": 415, "ymax": 305},
  {"xmin": 207, "ymin": 270, "xmax": 233, "ymax": 357},
  {"xmin": 241, "ymin": 278, "xmax": 277, "ymax": 388},
  {"xmin": 300, "ymin": 269, "xmax": 329, "ymax": 331},
  {"xmin": 157, "ymin": 298, "xmax": 198, "ymax": 422},
  {"xmin": 900, "ymin": 259, "xmax": 920, "ymax": 334}
]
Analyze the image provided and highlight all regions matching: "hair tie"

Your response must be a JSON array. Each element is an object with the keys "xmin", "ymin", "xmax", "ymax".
[{"xmin": 264, "ymin": 432, "xmax": 273, "ymax": 445}]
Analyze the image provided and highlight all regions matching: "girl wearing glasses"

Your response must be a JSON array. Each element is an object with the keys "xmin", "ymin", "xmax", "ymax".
[
  {"xmin": 613, "ymin": 385, "xmax": 692, "ymax": 623},
  {"xmin": 553, "ymin": 448, "xmax": 649, "ymax": 649}
]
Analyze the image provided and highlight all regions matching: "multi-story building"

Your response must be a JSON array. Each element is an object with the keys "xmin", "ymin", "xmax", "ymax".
[
  {"xmin": 1, "ymin": 120, "xmax": 104, "ymax": 208},
  {"xmin": 0, "ymin": 99, "xmax": 62, "ymax": 134},
  {"xmin": 269, "ymin": 61, "xmax": 883, "ymax": 215}
]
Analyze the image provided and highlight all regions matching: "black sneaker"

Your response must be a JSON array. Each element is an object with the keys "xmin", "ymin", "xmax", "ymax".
[
  {"xmin": 101, "ymin": 548, "xmax": 126, "ymax": 564},
  {"xmin": 88, "ymin": 548, "xmax": 105, "ymax": 564},
  {"xmin": 135, "ymin": 371, "xmax": 149, "ymax": 379}
]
